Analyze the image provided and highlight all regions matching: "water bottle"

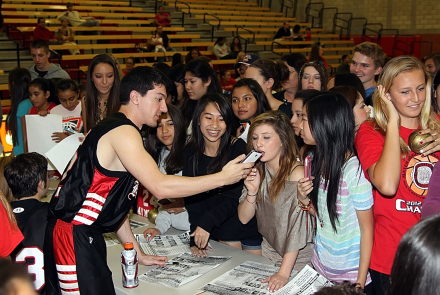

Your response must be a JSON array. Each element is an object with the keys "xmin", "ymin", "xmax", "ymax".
[{"xmin": 121, "ymin": 242, "xmax": 139, "ymax": 288}]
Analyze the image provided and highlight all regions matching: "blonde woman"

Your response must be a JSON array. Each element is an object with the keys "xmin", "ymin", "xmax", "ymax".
[
  {"xmin": 57, "ymin": 19, "xmax": 80, "ymax": 55},
  {"xmin": 355, "ymin": 55, "xmax": 440, "ymax": 295}
]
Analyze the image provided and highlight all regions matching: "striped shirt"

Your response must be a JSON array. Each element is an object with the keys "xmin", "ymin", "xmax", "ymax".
[{"xmin": 311, "ymin": 156, "xmax": 373, "ymax": 284}]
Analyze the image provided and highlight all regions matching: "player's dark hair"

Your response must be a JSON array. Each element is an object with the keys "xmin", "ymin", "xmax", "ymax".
[
  {"xmin": 4, "ymin": 152, "xmax": 48, "ymax": 200},
  {"xmin": 334, "ymin": 72, "xmax": 366, "ymax": 99},
  {"xmin": 305, "ymin": 92, "xmax": 356, "ymax": 232},
  {"xmin": 56, "ymin": 78, "xmax": 79, "ymax": 94},
  {"xmin": 7, "ymin": 68, "xmax": 31, "ymax": 146},
  {"xmin": 147, "ymin": 104, "xmax": 186, "ymax": 175},
  {"xmin": 387, "ymin": 214, "xmax": 440, "ymax": 295},
  {"xmin": 187, "ymin": 93, "xmax": 234, "ymax": 174},
  {"xmin": 119, "ymin": 66, "xmax": 167, "ymax": 105}
]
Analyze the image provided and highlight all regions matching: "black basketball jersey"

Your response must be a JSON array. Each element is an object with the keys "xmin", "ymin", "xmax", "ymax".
[
  {"xmin": 49, "ymin": 112, "xmax": 140, "ymax": 233},
  {"xmin": 11, "ymin": 199, "xmax": 49, "ymax": 294}
]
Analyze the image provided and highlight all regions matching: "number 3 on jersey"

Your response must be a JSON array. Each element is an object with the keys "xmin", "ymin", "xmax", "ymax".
[{"xmin": 15, "ymin": 247, "xmax": 45, "ymax": 291}]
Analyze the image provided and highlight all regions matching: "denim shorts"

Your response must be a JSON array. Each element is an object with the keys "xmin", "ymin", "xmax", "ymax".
[{"xmin": 223, "ymin": 238, "xmax": 262, "ymax": 250}]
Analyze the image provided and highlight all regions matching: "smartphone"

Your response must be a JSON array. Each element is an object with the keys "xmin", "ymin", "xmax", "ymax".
[
  {"xmin": 304, "ymin": 155, "xmax": 312, "ymax": 178},
  {"xmin": 239, "ymin": 121, "xmax": 250, "ymax": 134},
  {"xmin": 158, "ymin": 199, "xmax": 174, "ymax": 206},
  {"xmin": 240, "ymin": 150, "xmax": 263, "ymax": 164}
]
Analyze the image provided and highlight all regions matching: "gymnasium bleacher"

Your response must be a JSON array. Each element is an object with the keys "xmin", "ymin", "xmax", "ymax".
[{"xmin": 0, "ymin": 0, "xmax": 433, "ymax": 108}]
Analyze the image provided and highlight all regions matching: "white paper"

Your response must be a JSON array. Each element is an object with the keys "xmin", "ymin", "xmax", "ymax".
[
  {"xmin": 139, "ymin": 253, "xmax": 231, "ymax": 288},
  {"xmin": 135, "ymin": 231, "xmax": 213, "ymax": 256},
  {"xmin": 45, "ymin": 133, "xmax": 83, "ymax": 173},
  {"xmin": 104, "ymin": 219, "xmax": 148, "ymax": 247},
  {"xmin": 25, "ymin": 114, "xmax": 63, "ymax": 170},
  {"xmin": 202, "ymin": 262, "xmax": 331, "ymax": 295}
]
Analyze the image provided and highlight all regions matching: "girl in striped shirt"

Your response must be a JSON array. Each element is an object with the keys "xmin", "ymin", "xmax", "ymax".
[{"xmin": 297, "ymin": 92, "xmax": 374, "ymax": 292}]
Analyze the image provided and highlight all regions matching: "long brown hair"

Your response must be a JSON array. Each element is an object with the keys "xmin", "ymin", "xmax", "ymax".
[
  {"xmin": 247, "ymin": 110, "xmax": 300, "ymax": 204},
  {"xmin": 84, "ymin": 54, "xmax": 120, "ymax": 131}
]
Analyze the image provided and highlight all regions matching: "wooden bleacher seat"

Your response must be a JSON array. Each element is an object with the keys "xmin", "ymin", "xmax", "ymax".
[
  {"xmin": 2, "ymin": 11, "xmax": 155, "ymax": 19},
  {"xmin": 17, "ymin": 26, "xmax": 185, "ymax": 32},
  {"xmin": 171, "ymin": 3, "xmax": 270, "ymax": 11},
  {"xmin": 50, "ymin": 41, "xmax": 214, "ymax": 51},
  {"xmin": 73, "ymin": 34, "xmax": 200, "ymax": 42},
  {"xmin": 4, "ymin": 0, "xmax": 130, "ymax": 5},
  {"xmin": 172, "ymin": 0, "xmax": 257, "ymax": 6},
  {"xmin": 0, "ymin": 70, "xmax": 4, "ymax": 76},
  {"xmin": 0, "ymin": 85, "xmax": 9, "ymax": 91},
  {"xmin": 255, "ymin": 40, "xmax": 354, "ymax": 46},
  {"xmin": 223, "ymin": 27, "xmax": 322, "ymax": 32},
  {"xmin": 189, "ymin": 9, "xmax": 283, "ymax": 16},
  {"xmin": 2, "ymin": 3, "xmax": 143, "ymax": 11},
  {"xmin": 4, "ymin": 18, "xmax": 152, "ymax": 25},
  {"xmin": 238, "ymin": 33, "xmax": 339, "ymax": 40},
  {"xmin": 193, "ymin": 14, "xmax": 296, "ymax": 22},
  {"xmin": 211, "ymin": 21, "xmax": 310, "ymax": 27}
]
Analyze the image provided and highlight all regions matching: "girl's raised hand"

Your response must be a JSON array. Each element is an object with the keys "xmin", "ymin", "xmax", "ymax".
[
  {"xmin": 377, "ymin": 85, "xmax": 399, "ymax": 121},
  {"xmin": 297, "ymin": 177, "xmax": 314, "ymax": 201},
  {"xmin": 38, "ymin": 110, "xmax": 50, "ymax": 117},
  {"xmin": 244, "ymin": 168, "xmax": 260, "ymax": 194}
]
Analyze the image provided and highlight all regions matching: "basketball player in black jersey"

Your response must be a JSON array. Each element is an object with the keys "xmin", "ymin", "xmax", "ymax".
[
  {"xmin": 6, "ymin": 153, "xmax": 50, "ymax": 294},
  {"xmin": 44, "ymin": 66, "xmax": 255, "ymax": 295}
]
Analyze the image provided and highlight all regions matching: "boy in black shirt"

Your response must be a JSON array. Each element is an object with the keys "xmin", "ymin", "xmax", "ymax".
[{"xmin": 6, "ymin": 153, "xmax": 50, "ymax": 295}]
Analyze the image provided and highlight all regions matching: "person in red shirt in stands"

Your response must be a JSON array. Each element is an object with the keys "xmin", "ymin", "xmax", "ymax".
[{"xmin": 33, "ymin": 18, "xmax": 59, "ymax": 44}]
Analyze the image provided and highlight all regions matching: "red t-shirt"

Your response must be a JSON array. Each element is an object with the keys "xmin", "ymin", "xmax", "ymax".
[
  {"xmin": 29, "ymin": 102, "xmax": 57, "ymax": 114},
  {"xmin": 221, "ymin": 78, "xmax": 236, "ymax": 91},
  {"xmin": 0, "ymin": 204, "xmax": 23, "ymax": 258},
  {"xmin": 355, "ymin": 122, "xmax": 440, "ymax": 275}
]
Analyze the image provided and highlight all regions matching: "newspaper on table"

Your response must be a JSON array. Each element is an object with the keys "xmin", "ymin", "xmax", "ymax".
[
  {"xmin": 103, "ymin": 219, "xmax": 148, "ymax": 247},
  {"xmin": 135, "ymin": 231, "xmax": 213, "ymax": 256},
  {"xmin": 139, "ymin": 253, "xmax": 231, "ymax": 288},
  {"xmin": 202, "ymin": 262, "xmax": 332, "ymax": 295}
]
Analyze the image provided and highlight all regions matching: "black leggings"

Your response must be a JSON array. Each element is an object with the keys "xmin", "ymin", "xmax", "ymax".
[{"xmin": 366, "ymin": 269, "xmax": 390, "ymax": 295}]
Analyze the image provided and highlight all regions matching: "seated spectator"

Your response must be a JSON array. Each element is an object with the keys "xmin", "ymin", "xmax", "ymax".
[
  {"xmin": 155, "ymin": 25, "xmax": 174, "ymax": 52},
  {"xmin": 218, "ymin": 69, "xmax": 236, "ymax": 91},
  {"xmin": 292, "ymin": 24, "xmax": 303, "ymax": 41},
  {"xmin": 57, "ymin": 2, "xmax": 100, "ymax": 34},
  {"xmin": 308, "ymin": 45, "xmax": 328, "ymax": 68},
  {"xmin": 0, "ymin": 258, "xmax": 36, "ymax": 295},
  {"xmin": 134, "ymin": 43, "xmax": 149, "ymax": 63},
  {"xmin": 185, "ymin": 48, "xmax": 201, "ymax": 63},
  {"xmin": 387, "ymin": 214, "xmax": 440, "ymax": 295},
  {"xmin": 28, "ymin": 40, "xmax": 70, "ymax": 80},
  {"xmin": 123, "ymin": 57, "xmax": 135, "ymax": 75},
  {"xmin": 337, "ymin": 54, "xmax": 351, "ymax": 74},
  {"xmin": 6, "ymin": 153, "xmax": 50, "ymax": 294},
  {"xmin": 304, "ymin": 27, "xmax": 312, "ymax": 41},
  {"xmin": 422, "ymin": 52, "xmax": 440, "ymax": 74},
  {"xmin": 214, "ymin": 37, "xmax": 237, "ymax": 60},
  {"xmin": 151, "ymin": 32, "xmax": 167, "ymax": 62},
  {"xmin": 230, "ymin": 37, "xmax": 242, "ymax": 54},
  {"xmin": 33, "ymin": 18, "xmax": 59, "ymax": 45},
  {"xmin": 155, "ymin": 6, "xmax": 171, "ymax": 27},
  {"xmin": 51, "ymin": 79, "xmax": 83, "ymax": 142},
  {"xmin": 57, "ymin": 19, "xmax": 80, "ymax": 55},
  {"xmin": 274, "ymin": 22, "xmax": 293, "ymax": 41}
]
